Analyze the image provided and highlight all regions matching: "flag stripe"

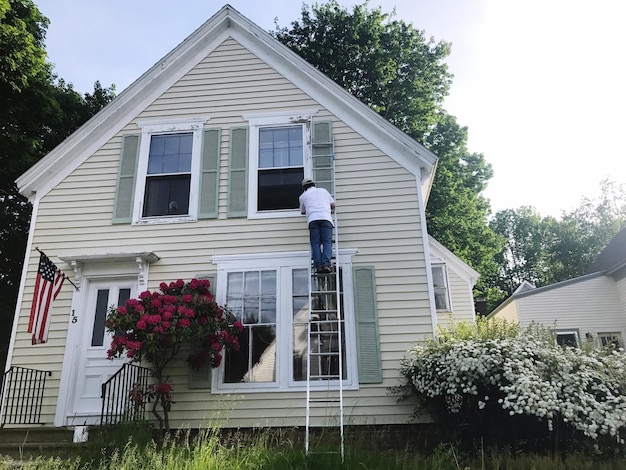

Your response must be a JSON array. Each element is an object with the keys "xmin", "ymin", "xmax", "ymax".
[{"xmin": 28, "ymin": 252, "xmax": 67, "ymax": 344}]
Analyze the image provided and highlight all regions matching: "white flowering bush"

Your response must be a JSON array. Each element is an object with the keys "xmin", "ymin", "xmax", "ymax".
[{"xmin": 394, "ymin": 318, "xmax": 626, "ymax": 452}]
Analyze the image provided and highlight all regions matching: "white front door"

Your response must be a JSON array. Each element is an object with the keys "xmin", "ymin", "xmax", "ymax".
[{"xmin": 69, "ymin": 279, "xmax": 136, "ymax": 424}]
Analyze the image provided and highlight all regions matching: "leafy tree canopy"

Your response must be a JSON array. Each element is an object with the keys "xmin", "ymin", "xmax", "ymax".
[
  {"xmin": 275, "ymin": 1, "xmax": 501, "ymax": 292},
  {"xmin": 274, "ymin": 0, "xmax": 452, "ymax": 142},
  {"xmin": 0, "ymin": 0, "xmax": 115, "ymax": 370},
  {"xmin": 424, "ymin": 113, "xmax": 502, "ymax": 281},
  {"xmin": 486, "ymin": 179, "xmax": 626, "ymax": 310}
]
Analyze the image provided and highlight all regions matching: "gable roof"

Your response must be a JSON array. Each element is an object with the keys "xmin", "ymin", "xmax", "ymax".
[
  {"xmin": 16, "ymin": 4, "xmax": 438, "ymax": 202},
  {"xmin": 585, "ymin": 227, "xmax": 626, "ymax": 275}
]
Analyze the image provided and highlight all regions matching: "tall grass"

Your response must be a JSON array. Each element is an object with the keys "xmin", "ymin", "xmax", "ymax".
[{"xmin": 2, "ymin": 426, "xmax": 626, "ymax": 469}]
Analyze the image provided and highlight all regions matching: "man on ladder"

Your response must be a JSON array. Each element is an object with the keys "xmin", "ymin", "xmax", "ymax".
[{"xmin": 299, "ymin": 178, "xmax": 336, "ymax": 274}]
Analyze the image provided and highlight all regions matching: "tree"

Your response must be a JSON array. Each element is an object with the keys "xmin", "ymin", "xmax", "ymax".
[
  {"xmin": 486, "ymin": 179, "xmax": 626, "ymax": 310},
  {"xmin": 106, "ymin": 279, "xmax": 243, "ymax": 432},
  {"xmin": 487, "ymin": 206, "xmax": 552, "ymax": 295},
  {"xmin": 424, "ymin": 113, "xmax": 502, "ymax": 282},
  {"xmin": 0, "ymin": 0, "xmax": 115, "ymax": 370},
  {"xmin": 274, "ymin": 2, "xmax": 500, "ymax": 287},
  {"xmin": 273, "ymin": 0, "xmax": 452, "ymax": 142}
]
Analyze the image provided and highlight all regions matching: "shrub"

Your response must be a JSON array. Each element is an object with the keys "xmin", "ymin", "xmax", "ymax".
[
  {"xmin": 106, "ymin": 278, "xmax": 243, "ymax": 431},
  {"xmin": 394, "ymin": 318, "xmax": 626, "ymax": 453}
]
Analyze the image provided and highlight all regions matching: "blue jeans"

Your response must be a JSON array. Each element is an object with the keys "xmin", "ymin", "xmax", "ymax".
[{"xmin": 309, "ymin": 220, "xmax": 333, "ymax": 268}]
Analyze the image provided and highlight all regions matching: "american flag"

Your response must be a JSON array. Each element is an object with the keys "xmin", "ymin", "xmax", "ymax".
[{"xmin": 28, "ymin": 252, "xmax": 67, "ymax": 344}]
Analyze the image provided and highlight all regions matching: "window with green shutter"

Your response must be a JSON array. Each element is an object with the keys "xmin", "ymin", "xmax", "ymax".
[{"xmin": 112, "ymin": 118, "xmax": 221, "ymax": 224}]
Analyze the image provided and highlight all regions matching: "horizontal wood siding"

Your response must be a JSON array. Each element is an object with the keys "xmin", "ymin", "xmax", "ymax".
[
  {"xmin": 12, "ymin": 38, "xmax": 431, "ymax": 428},
  {"xmin": 516, "ymin": 277, "xmax": 626, "ymax": 342},
  {"xmin": 491, "ymin": 300, "xmax": 519, "ymax": 324}
]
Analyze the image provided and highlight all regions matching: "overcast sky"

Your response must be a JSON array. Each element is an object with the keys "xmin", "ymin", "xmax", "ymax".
[{"xmin": 38, "ymin": 0, "xmax": 626, "ymax": 218}]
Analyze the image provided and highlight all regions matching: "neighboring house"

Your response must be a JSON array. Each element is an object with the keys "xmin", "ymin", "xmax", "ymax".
[
  {"xmin": 3, "ymin": 5, "xmax": 478, "ymax": 431},
  {"xmin": 489, "ymin": 228, "xmax": 626, "ymax": 349}
]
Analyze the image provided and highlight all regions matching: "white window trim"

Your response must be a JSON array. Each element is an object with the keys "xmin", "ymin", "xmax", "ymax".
[
  {"xmin": 243, "ymin": 109, "xmax": 318, "ymax": 220},
  {"xmin": 132, "ymin": 117, "xmax": 209, "ymax": 225},
  {"xmin": 598, "ymin": 332, "xmax": 624, "ymax": 349},
  {"xmin": 210, "ymin": 249, "xmax": 358, "ymax": 394},
  {"xmin": 432, "ymin": 263, "xmax": 452, "ymax": 312}
]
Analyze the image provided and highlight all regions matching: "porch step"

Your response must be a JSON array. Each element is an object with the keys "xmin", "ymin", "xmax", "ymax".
[{"xmin": 0, "ymin": 427, "xmax": 80, "ymax": 460}]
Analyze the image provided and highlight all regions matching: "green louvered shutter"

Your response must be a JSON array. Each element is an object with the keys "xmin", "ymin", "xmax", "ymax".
[
  {"xmin": 311, "ymin": 121, "xmax": 334, "ymax": 195},
  {"xmin": 112, "ymin": 134, "xmax": 140, "ymax": 224},
  {"xmin": 198, "ymin": 128, "xmax": 221, "ymax": 219},
  {"xmin": 227, "ymin": 127, "xmax": 248, "ymax": 217},
  {"xmin": 353, "ymin": 266, "xmax": 382, "ymax": 383},
  {"xmin": 188, "ymin": 274, "xmax": 216, "ymax": 389}
]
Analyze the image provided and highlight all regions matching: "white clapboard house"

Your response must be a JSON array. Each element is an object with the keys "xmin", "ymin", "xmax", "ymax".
[{"xmin": 2, "ymin": 4, "xmax": 479, "ymax": 433}]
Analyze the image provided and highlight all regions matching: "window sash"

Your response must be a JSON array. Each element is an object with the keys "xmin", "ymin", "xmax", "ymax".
[{"xmin": 431, "ymin": 265, "xmax": 450, "ymax": 311}]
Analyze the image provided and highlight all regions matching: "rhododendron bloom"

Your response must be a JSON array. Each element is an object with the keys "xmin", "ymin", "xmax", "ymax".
[{"xmin": 106, "ymin": 278, "xmax": 242, "ymax": 433}]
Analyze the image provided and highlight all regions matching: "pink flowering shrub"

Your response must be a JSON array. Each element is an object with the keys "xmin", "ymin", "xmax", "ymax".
[{"xmin": 106, "ymin": 278, "xmax": 243, "ymax": 431}]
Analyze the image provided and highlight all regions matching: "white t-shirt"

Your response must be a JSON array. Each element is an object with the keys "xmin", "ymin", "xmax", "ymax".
[{"xmin": 299, "ymin": 187, "xmax": 335, "ymax": 225}]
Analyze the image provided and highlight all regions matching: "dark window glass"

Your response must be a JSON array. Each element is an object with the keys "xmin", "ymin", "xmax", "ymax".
[
  {"xmin": 258, "ymin": 168, "xmax": 303, "ymax": 210},
  {"xmin": 91, "ymin": 289, "xmax": 109, "ymax": 347},
  {"xmin": 257, "ymin": 126, "xmax": 303, "ymax": 211},
  {"xmin": 143, "ymin": 133, "xmax": 192, "ymax": 217},
  {"xmin": 556, "ymin": 333, "xmax": 578, "ymax": 347},
  {"xmin": 143, "ymin": 175, "xmax": 191, "ymax": 217}
]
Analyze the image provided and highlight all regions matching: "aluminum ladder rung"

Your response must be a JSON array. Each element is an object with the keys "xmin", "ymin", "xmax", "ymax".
[{"xmin": 306, "ymin": 133, "xmax": 343, "ymax": 462}]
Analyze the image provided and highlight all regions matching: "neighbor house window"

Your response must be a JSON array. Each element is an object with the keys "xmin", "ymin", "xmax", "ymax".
[
  {"xmin": 244, "ymin": 110, "xmax": 316, "ymax": 219},
  {"xmin": 555, "ymin": 330, "xmax": 579, "ymax": 347},
  {"xmin": 431, "ymin": 264, "xmax": 450, "ymax": 311},
  {"xmin": 598, "ymin": 332, "xmax": 624, "ymax": 349},
  {"xmin": 213, "ymin": 251, "xmax": 356, "ymax": 392},
  {"xmin": 134, "ymin": 118, "xmax": 207, "ymax": 224}
]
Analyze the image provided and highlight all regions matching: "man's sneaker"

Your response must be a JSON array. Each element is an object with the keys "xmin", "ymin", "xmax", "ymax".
[{"xmin": 321, "ymin": 265, "xmax": 332, "ymax": 273}]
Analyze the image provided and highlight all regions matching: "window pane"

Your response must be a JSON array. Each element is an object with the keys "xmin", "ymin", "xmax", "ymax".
[
  {"xmin": 258, "ymin": 168, "xmax": 303, "ymax": 211},
  {"xmin": 147, "ymin": 134, "xmax": 192, "ymax": 174},
  {"xmin": 91, "ymin": 289, "xmax": 109, "ymax": 347},
  {"xmin": 432, "ymin": 266, "xmax": 445, "ymax": 287},
  {"xmin": 556, "ymin": 333, "xmax": 578, "ymax": 347},
  {"xmin": 225, "ymin": 325, "xmax": 276, "ymax": 383},
  {"xmin": 293, "ymin": 268, "xmax": 346, "ymax": 382},
  {"xmin": 118, "ymin": 288, "xmax": 131, "ymax": 306},
  {"xmin": 224, "ymin": 271, "xmax": 277, "ymax": 384},
  {"xmin": 142, "ymin": 175, "xmax": 190, "ymax": 217},
  {"xmin": 258, "ymin": 126, "xmax": 303, "ymax": 169}
]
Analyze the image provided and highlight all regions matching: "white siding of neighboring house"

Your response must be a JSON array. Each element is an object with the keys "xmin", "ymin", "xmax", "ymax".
[
  {"xmin": 613, "ymin": 267, "xmax": 626, "ymax": 313},
  {"xmin": 513, "ymin": 275, "xmax": 626, "ymax": 343},
  {"xmin": 10, "ymin": 38, "xmax": 434, "ymax": 428}
]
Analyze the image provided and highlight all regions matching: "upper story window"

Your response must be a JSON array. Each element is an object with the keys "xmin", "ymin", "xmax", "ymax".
[
  {"xmin": 133, "ymin": 118, "xmax": 208, "ymax": 224},
  {"xmin": 258, "ymin": 126, "xmax": 303, "ymax": 211},
  {"xmin": 143, "ymin": 133, "xmax": 193, "ymax": 217},
  {"xmin": 244, "ymin": 110, "xmax": 317, "ymax": 219},
  {"xmin": 431, "ymin": 264, "xmax": 451, "ymax": 312}
]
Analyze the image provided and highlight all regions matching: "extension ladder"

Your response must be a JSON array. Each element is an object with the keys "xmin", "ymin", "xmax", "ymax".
[{"xmin": 305, "ymin": 123, "xmax": 344, "ymax": 460}]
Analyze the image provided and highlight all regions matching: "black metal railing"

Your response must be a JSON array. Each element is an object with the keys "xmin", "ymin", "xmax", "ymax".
[
  {"xmin": 0, "ymin": 366, "xmax": 51, "ymax": 427},
  {"xmin": 101, "ymin": 363, "xmax": 152, "ymax": 425}
]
